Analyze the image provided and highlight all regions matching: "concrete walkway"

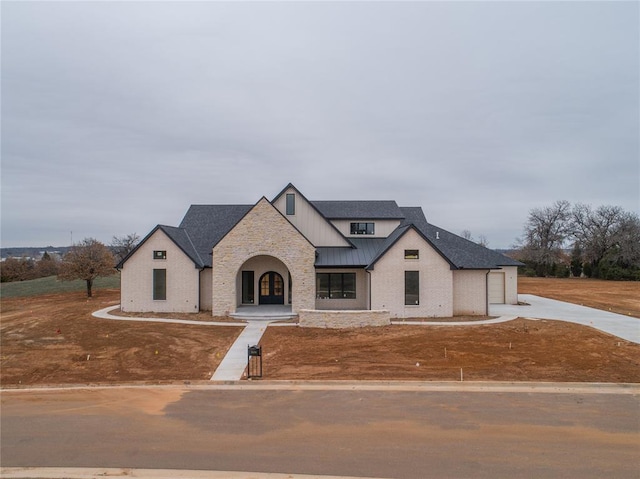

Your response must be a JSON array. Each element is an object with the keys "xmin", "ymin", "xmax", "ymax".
[
  {"xmin": 392, "ymin": 316, "xmax": 518, "ymax": 326},
  {"xmin": 92, "ymin": 305, "xmax": 246, "ymax": 327},
  {"xmin": 210, "ymin": 321, "xmax": 271, "ymax": 381},
  {"xmin": 491, "ymin": 294, "xmax": 640, "ymax": 344}
]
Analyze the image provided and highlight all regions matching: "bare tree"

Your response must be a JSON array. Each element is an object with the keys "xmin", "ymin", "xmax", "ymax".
[
  {"xmin": 111, "ymin": 233, "xmax": 140, "ymax": 264},
  {"xmin": 518, "ymin": 200, "xmax": 571, "ymax": 275},
  {"xmin": 461, "ymin": 230, "xmax": 489, "ymax": 247},
  {"xmin": 461, "ymin": 230, "xmax": 473, "ymax": 241},
  {"xmin": 58, "ymin": 238, "xmax": 116, "ymax": 297},
  {"xmin": 572, "ymin": 204, "xmax": 640, "ymax": 274}
]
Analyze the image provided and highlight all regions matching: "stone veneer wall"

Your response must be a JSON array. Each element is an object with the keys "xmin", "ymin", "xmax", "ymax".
[
  {"xmin": 211, "ymin": 198, "xmax": 316, "ymax": 316},
  {"xmin": 299, "ymin": 309, "xmax": 391, "ymax": 329}
]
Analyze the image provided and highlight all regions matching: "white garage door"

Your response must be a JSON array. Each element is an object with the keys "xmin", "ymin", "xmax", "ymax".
[{"xmin": 488, "ymin": 272, "xmax": 505, "ymax": 304}]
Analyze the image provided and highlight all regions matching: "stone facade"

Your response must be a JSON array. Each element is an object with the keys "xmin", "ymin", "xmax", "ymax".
[
  {"xmin": 299, "ymin": 309, "xmax": 391, "ymax": 328},
  {"xmin": 211, "ymin": 198, "xmax": 316, "ymax": 316}
]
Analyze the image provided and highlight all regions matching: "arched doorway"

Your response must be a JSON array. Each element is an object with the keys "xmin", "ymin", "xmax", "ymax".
[{"xmin": 259, "ymin": 271, "xmax": 285, "ymax": 305}]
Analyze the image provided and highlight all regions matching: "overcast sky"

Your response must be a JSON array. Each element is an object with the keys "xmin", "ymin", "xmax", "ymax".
[{"xmin": 2, "ymin": 1, "xmax": 638, "ymax": 249}]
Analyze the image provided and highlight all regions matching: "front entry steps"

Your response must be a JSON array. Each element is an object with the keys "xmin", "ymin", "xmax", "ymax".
[{"xmin": 230, "ymin": 305, "xmax": 298, "ymax": 321}]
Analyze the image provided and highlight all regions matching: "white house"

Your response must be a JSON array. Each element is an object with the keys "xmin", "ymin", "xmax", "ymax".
[{"xmin": 117, "ymin": 183, "xmax": 521, "ymax": 322}]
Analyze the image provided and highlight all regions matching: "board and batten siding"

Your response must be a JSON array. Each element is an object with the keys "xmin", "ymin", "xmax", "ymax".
[
  {"xmin": 272, "ymin": 188, "xmax": 350, "ymax": 247},
  {"xmin": 120, "ymin": 230, "xmax": 200, "ymax": 313},
  {"xmin": 369, "ymin": 228, "xmax": 453, "ymax": 318},
  {"xmin": 330, "ymin": 219, "xmax": 402, "ymax": 238}
]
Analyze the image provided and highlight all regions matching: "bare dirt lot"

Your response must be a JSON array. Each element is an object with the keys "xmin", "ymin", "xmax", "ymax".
[
  {"xmin": 0, "ymin": 290, "xmax": 241, "ymax": 386},
  {"xmin": 1, "ymin": 278, "xmax": 639, "ymax": 385}
]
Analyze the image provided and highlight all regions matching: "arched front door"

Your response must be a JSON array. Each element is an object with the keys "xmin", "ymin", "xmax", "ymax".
[{"xmin": 259, "ymin": 271, "xmax": 284, "ymax": 305}]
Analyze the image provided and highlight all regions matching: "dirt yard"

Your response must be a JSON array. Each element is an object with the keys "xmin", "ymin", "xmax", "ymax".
[
  {"xmin": 1, "ymin": 278, "xmax": 639, "ymax": 386},
  {"xmin": 260, "ymin": 320, "xmax": 639, "ymax": 382},
  {"xmin": 0, "ymin": 290, "xmax": 241, "ymax": 386}
]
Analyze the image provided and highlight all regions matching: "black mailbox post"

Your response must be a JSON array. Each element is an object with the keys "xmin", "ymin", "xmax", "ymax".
[{"xmin": 247, "ymin": 344, "xmax": 262, "ymax": 379}]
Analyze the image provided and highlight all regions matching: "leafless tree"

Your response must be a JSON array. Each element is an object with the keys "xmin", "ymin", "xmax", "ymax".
[
  {"xmin": 572, "ymin": 204, "xmax": 640, "ymax": 269},
  {"xmin": 518, "ymin": 200, "xmax": 572, "ymax": 275},
  {"xmin": 58, "ymin": 238, "xmax": 116, "ymax": 297},
  {"xmin": 111, "ymin": 233, "xmax": 140, "ymax": 264}
]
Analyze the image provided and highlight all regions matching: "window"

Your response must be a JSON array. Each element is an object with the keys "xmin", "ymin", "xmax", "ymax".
[
  {"xmin": 286, "ymin": 193, "xmax": 295, "ymax": 215},
  {"xmin": 153, "ymin": 250, "xmax": 167, "ymax": 260},
  {"xmin": 153, "ymin": 269, "xmax": 167, "ymax": 300},
  {"xmin": 242, "ymin": 271, "xmax": 254, "ymax": 304},
  {"xmin": 405, "ymin": 249, "xmax": 419, "ymax": 259},
  {"xmin": 316, "ymin": 272, "xmax": 356, "ymax": 299},
  {"xmin": 350, "ymin": 222, "xmax": 375, "ymax": 235},
  {"xmin": 405, "ymin": 271, "xmax": 419, "ymax": 305}
]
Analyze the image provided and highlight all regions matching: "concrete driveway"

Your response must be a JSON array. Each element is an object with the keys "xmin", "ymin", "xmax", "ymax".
[{"xmin": 491, "ymin": 294, "xmax": 640, "ymax": 344}]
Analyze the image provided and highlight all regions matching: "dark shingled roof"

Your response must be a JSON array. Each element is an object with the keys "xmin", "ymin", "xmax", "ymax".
[
  {"xmin": 178, "ymin": 204, "xmax": 253, "ymax": 267},
  {"xmin": 120, "ymin": 189, "xmax": 522, "ymax": 272},
  {"xmin": 394, "ymin": 207, "xmax": 523, "ymax": 270},
  {"xmin": 115, "ymin": 224, "xmax": 206, "ymax": 269},
  {"xmin": 158, "ymin": 225, "xmax": 204, "ymax": 268},
  {"xmin": 312, "ymin": 200, "xmax": 405, "ymax": 220}
]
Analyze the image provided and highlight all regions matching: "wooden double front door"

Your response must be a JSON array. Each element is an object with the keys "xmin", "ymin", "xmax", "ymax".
[{"xmin": 259, "ymin": 271, "xmax": 284, "ymax": 305}]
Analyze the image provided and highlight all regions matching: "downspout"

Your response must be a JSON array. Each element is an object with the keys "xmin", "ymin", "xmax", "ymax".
[
  {"xmin": 485, "ymin": 270, "xmax": 490, "ymax": 316},
  {"xmin": 367, "ymin": 270, "xmax": 372, "ymax": 310}
]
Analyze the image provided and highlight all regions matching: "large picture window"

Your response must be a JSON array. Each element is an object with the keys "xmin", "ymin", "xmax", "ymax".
[
  {"xmin": 405, "ymin": 271, "xmax": 419, "ymax": 305},
  {"xmin": 350, "ymin": 222, "xmax": 375, "ymax": 235},
  {"xmin": 153, "ymin": 269, "xmax": 167, "ymax": 301},
  {"xmin": 316, "ymin": 272, "xmax": 356, "ymax": 299}
]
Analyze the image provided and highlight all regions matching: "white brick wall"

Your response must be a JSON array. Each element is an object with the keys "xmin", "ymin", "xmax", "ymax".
[
  {"xmin": 370, "ymin": 229, "xmax": 453, "ymax": 318},
  {"xmin": 120, "ymin": 229, "xmax": 200, "ymax": 313}
]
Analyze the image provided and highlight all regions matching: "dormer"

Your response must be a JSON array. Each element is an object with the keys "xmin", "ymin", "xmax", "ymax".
[{"xmin": 312, "ymin": 200, "xmax": 405, "ymax": 239}]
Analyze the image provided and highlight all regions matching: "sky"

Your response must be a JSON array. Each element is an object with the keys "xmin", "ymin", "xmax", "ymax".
[{"xmin": 2, "ymin": 0, "xmax": 638, "ymax": 249}]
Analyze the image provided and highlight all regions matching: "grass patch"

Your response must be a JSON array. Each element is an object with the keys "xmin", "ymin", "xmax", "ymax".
[{"xmin": 0, "ymin": 274, "xmax": 120, "ymax": 298}]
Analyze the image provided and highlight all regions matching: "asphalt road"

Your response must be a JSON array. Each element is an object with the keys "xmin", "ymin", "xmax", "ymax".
[{"xmin": 1, "ymin": 384, "xmax": 639, "ymax": 478}]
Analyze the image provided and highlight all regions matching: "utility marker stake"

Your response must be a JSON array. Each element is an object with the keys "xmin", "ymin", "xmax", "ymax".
[
  {"xmin": 460, "ymin": 368, "xmax": 463, "ymax": 382},
  {"xmin": 444, "ymin": 347, "xmax": 447, "ymax": 359}
]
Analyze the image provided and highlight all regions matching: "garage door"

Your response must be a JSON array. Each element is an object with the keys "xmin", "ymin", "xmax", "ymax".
[{"xmin": 488, "ymin": 272, "xmax": 505, "ymax": 304}]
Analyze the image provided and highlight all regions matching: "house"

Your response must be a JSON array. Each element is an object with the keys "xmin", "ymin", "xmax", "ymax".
[{"xmin": 116, "ymin": 184, "xmax": 522, "ymax": 323}]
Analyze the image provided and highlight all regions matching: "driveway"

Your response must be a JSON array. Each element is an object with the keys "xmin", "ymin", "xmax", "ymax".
[{"xmin": 491, "ymin": 294, "xmax": 640, "ymax": 344}]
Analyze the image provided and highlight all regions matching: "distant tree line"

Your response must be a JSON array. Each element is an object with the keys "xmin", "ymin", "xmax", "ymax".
[
  {"xmin": 515, "ymin": 201, "xmax": 640, "ymax": 280},
  {"xmin": 1, "ymin": 234, "xmax": 140, "ymax": 290}
]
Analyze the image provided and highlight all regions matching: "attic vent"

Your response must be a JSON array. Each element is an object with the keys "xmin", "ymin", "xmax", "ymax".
[{"xmin": 436, "ymin": 232, "xmax": 440, "ymax": 240}]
